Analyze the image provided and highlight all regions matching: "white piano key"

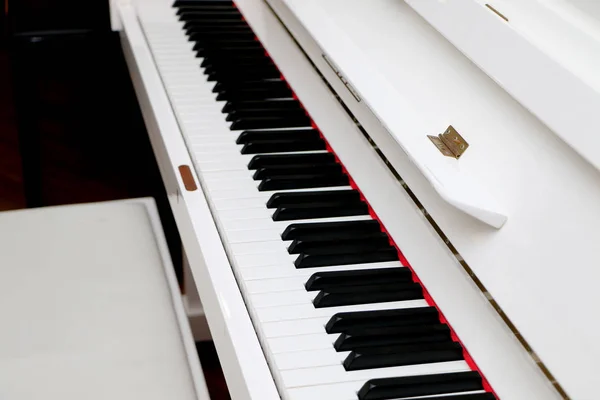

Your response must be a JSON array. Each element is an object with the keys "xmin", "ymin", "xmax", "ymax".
[
  {"xmin": 191, "ymin": 143, "xmax": 242, "ymax": 155},
  {"xmin": 240, "ymin": 261, "xmax": 402, "ymax": 280},
  {"xmin": 222, "ymin": 215, "xmax": 372, "ymax": 231},
  {"xmin": 184, "ymin": 120, "xmax": 232, "ymax": 128},
  {"xmin": 215, "ymin": 197, "xmax": 268, "ymax": 211},
  {"xmin": 231, "ymin": 241, "xmax": 286, "ymax": 255},
  {"xmin": 202, "ymin": 170, "xmax": 256, "ymax": 183},
  {"xmin": 209, "ymin": 185, "xmax": 353, "ymax": 200},
  {"xmin": 235, "ymin": 251, "xmax": 295, "ymax": 268},
  {"xmin": 286, "ymin": 384, "xmax": 487, "ymax": 400},
  {"xmin": 187, "ymin": 134, "xmax": 241, "ymax": 145},
  {"xmin": 224, "ymin": 228, "xmax": 281, "ymax": 244},
  {"xmin": 177, "ymin": 104, "xmax": 224, "ymax": 114},
  {"xmin": 196, "ymin": 160, "xmax": 250, "ymax": 173},
  {"xmin": 204, "ymin": 179, "xmax": 260, "ymax": 193},
  {"xmin": 195, "ymin": 152, "xmax": 262, "ymax": 165},
  {"xmin": 262, "ymin": 317, "xmax": 329, "ymax": 338},
  {"xmin": 181, "ymin": 119, "xmax": 232, "ymax": 128},
  {"xmin": 251, "ymin": 290, "xmax": 316, "ymax": 308},
  {"xmin": 245, "ymin": 263, "xmax": 411, "ymax": 293},
  {"xmin": 281, "ymin": 361, "xmax": 471, "ymax": 388},
  {"xmin": 274, "ymin": 348, "xmax": 347, "ymax": 370},
  {"xmin": 245, "ymin": 276, "xmax": 305, "ymax": 294},
  {"xmin": 256, "ymin": 299, "xmax": 429, "ymax": 323},
  {"xmin": 162, "ymin": 71, "xmax": 210, "ymax": 80},
  {"xmin": 218, "ymin": 207, "xmax": 273, "ymax": 221},
  {"xmin": 163, "ymin": 74, "xmax": 209, "ymax": 83},
  {"xmin": 179, "ymin": 112, "xmax": 227, "ymax": 121},
  {"xmin": 267, "ymin": 333, "xmax": 333, "ymax": 353},
  {"xmin": 287, "ymin": 382, "xmax": 360, "ymax": 400}
]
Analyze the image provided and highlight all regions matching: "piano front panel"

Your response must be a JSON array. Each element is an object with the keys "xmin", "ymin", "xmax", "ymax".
[{"xmin": 122, "ymin": 0, "xmax": 559, "ymax": 398}]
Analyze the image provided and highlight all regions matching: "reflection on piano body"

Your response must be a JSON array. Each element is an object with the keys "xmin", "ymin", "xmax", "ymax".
[{"xmin": 110, "ymin": 0, "xmax": 600, "ymax": 398}]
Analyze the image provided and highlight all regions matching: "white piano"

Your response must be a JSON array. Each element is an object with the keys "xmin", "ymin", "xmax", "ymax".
[{"xmin": 109, "ymin": 0, "xmax": 600, "ymax": 398}]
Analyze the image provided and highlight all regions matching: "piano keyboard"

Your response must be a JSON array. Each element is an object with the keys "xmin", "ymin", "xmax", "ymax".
[{"xmin": 142, "ymin": 0, "xmax": 498, "ymax": 399}]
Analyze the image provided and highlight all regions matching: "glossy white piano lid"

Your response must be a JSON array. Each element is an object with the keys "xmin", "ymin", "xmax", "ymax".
[
  {"xmin": 404, "ymin": 0, "xmax": 600, "ymax": 175},
  {"xmin": 269, "ymin": 0, "xmax": 600, "ymax": 398}
]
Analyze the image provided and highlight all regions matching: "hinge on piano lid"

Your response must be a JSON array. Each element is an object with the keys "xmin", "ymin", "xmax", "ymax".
[{"xmin": 428, "ymin": 125, "xmax": 469, "ymax": 159}]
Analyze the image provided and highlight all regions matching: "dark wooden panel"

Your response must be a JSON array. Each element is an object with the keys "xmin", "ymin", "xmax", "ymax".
[
  {"xmin": 9, "ymin": 32, "xmax": 182, "ymax": 280},
  {"xmin": 8, "ymin": 0, "xmax": 110, "ymax": 34},
  {"xmin": 0, "ymin": 49, "xmax": 25, "ymax": 209}
]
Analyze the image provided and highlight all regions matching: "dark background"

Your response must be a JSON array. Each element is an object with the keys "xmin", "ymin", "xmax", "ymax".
[{"xmin": 0, "ymin": 2, "xmax": 231, "ymax": 398}]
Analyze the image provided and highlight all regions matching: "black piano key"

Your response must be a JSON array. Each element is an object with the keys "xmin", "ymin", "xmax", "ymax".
[
  {"xmin": 184, "ymin": 22, "xmax": 252, "ymax": 32},
  {"xmin": 304, "ymin": 267, "xmax": 412, "ymax": 291},
  {"xmin": 313, "ymin": 282, "xmax": 422, "ymax": 308},
  {"xmin": 216, "ymin": 79, "xmax": 285, "ymax": 92},
  {"xmin": 215, "ymin": 86, "xmax": 293, "ymax": 102},
  {"xmin": 180, "ymin": 14, "xmax": 241, "ymax": 22},
  {"xmin": 202, "ymin": 56, "xmax": 274, "ymax": 68},
  {"xmin": 266, "ymin": 189, "xmax": 357, "ymax": 208},
  {"xmin": 304, "ymin": 268, "xmax": 412, "ymax": 292},
  {"xmin": 295, "ymin": 247, "xmax": 399, "ymax": 268},
  {"xmin": 209, "ymin": 67, "xmax": 281, "ymax": 82},
  {"xmin": 179, "ymin": 14, "xmax": 244, "ymax": 22},
  {"xmin": 174, "ymin": 0, "xmax": 235, "ymax": 7},
  {"xmin": 237, "ymin": 129, "xmax": 319, "ymax": 144},
  {"xmin": 216, "ymin": 79, "xmax": 285, "ymax": 95},
  {"xmin": 197, "ymin": 45, "xmax": 265, "ymax": 58},
  {"xmin": 223, "ymin": 99, "xmax": 302, "ymax": 113},
  {"xmin": 231, "ymin": 116, "xmax": 312, "ymax": 130},
  {"xmin": 247, "ymin": 153, "xmax": 335, "ymax": 169},
  {"xmin": 254, "ymin": 163, "xmax": 342, "ymax": 180},
  {"xmin": 333, "ymin": 324, "xmax": 450, "ymax": 351},
  {"xmin": 189, "ymin": 30, "xmax": 258, "ymax": 43},
  {"xmin": 288, "ymin": 235, "xmax": 391, "ymax": 255},
  {"xmin": 232, "ymin": 111, "xmax": 310, "ymax": 127},
  {"xmin": 325, "ymin": 307, "xmax": 440, "ymax": 333},
  {"xmin": 426, "ymin": 395, "xmax": 495, "ymax": 400},
  {"xmin": 226, "ymin": 105, "xmax": 305, "ymax": 121},
  {"xmin": 281, "ymin": 219, "xmax": 381, "ymax": 241},
  {"xmin": 192, "ymin": 38, "xmax": 259, "ymax": 50},
  {"xmin": 180, "ymin": 11, "xmax": 243, "ymax": 19},
  {"xmin": 282, "ymin": 222, "xmax": 382, "ymax": 242},
  {"xmin": 357, "ymin": 371, "xmax": 485, "ymax": 400},
  {"xmin": 407, "ymin": 395, "xmax": 496, "ymax": 400},
  {"xmin": 241, "ymin": 139, "xmax": 326, "ymax": 154},
  {"xmin": 204, "ymin": 62, "xmax": 274, "ymax": 76},
  {"xmin": 216, "ymin": 89, "xmax": 293, "ymax": 102},
  {"xmin": 176, "ymin": 6, "xmax": 239, "ymax": 15},
  {"xmin": 273, "ymin": 201, "xmax": 368, "ymax": 221},
  {"xmin": 201, "ymin": 53, "xmax": 272, "ymax": 68},
  {"xmin": 344, "ymin": 341, "xmax": 464, "ymax": 371},
  {"xmin": 259, "ymin": 173, "xmax": 349, "ymax": 191},
  {"xmin": 344, "ymin": 342, "xmax": 464, "ymax": 371},
  {"xmin": 203, "ymin": 58, "xmax": 275, "ymax": 73},
  {"xmin": 183, "ymin": 17, "xmax": 247, "ymax": 26}
]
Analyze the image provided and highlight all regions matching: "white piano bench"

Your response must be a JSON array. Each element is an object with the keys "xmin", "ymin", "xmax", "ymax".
[{"xmin": 0, "ymin": 198, "xmax": 211, "ymax": 400}]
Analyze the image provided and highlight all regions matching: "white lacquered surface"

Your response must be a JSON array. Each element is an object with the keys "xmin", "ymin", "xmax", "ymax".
[
  {"xmin": 135, "ymin": 0, "xmax": 561, "ymax": 399},
  {"xmin": 271, "ymin": 0, "xmax": 600, "ymax": 398},
  {"xmin": 118, "ymin": 4, "xmax": 280, "ymax": 399},
  {"xmin": 0, "ymin": 199, "xmax": 208, "ymax": 400},
  {"xmin": 405, "ymin": 0, "xmax": 600, "ymax": 176}
]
